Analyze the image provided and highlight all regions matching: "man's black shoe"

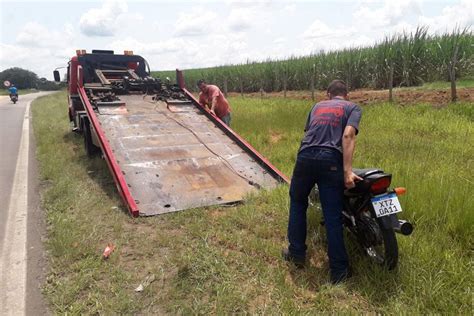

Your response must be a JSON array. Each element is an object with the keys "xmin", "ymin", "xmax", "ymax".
[
  {"xmin": 281, "ymin": 249, "xmax": 305, "ymax": 268},
  {"xmin": 331, "ymin": 267, "xmax": 353, "ymax": 284}
]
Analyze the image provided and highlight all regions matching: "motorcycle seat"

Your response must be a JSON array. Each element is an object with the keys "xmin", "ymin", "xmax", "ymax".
[{"xmin": 353, "ymin": 168, "xmax": 384, "ymax": 178}]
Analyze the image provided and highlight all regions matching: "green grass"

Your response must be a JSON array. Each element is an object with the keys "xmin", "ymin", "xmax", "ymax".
[
  {"xmin": 420, "ymin": 78, "xmax": 474, "ymax": 89},
  {"xmin": 33, "ymin": 92, "xmax": 473, "ymax": 314}
]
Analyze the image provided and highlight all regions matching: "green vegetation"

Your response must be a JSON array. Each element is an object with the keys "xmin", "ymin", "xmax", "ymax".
[
  {"xmin": 153, "ymin": 27, "xmax": 473, "ymax": 93},
  {"xmin": 33, "ymin": 92, "xmax": 472, "ymax": 314},
  {"xmin": 421, "ymin": 78, "xmax": 474, "ymax": 89},
  {"xmin": 0, "ymin": 67, "xmax": 63, "ymax": 90}
]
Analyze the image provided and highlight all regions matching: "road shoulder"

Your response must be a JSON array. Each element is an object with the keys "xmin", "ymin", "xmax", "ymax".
[{"xmin": 26, "ymin": 101, "xmax": 50, "ymax": 315}]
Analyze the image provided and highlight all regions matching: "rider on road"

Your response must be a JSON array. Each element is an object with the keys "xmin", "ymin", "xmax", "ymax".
[{"xmin": 8, "ymin": 84, "xmax": 18, "ymax": 98}]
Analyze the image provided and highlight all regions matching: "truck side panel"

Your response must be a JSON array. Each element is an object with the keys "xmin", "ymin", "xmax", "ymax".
[{"xmin": 77, "ymin": 65, "xmax": 140, "ymax": 216}]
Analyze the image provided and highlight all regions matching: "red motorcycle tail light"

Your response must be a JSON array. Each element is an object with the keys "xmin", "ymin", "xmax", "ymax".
[{"xmin": 370, "ymin": 177, "xmax": 391, "ymax": 194}]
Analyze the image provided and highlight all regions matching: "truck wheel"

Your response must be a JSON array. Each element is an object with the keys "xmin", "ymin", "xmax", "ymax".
[
  {"xmin": 82, "ymin": 119, "xmax": 100, "ymax": 157},
  {"xmin": 68, "ymin": 108, "xmax": 74, "ymax": 123}
]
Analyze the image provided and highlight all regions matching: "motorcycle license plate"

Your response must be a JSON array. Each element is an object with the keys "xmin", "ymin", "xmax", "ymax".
[{"xmin": 371, "ymin": 193, "xmax": 403, "ymax": 218}]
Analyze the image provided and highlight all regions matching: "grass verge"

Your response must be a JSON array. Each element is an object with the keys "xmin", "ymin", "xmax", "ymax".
[
  {"xmin": 420, "ymin": 78, "xmax": 474, "ymax": 89},
  {"xmin": 33, "ymin": 92, "xmax": 473, "ymax": 314}
]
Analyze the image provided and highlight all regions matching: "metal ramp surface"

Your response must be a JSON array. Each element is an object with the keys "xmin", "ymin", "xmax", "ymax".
[{"xmin": 96, "ymin": 95, "xmax": 280, "ymax": 216}]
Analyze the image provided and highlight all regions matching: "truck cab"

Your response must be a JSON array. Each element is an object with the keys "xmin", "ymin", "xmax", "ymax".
[{"xmin": 54, "ymin": 49, "xmax": 153, "ymax": 135}]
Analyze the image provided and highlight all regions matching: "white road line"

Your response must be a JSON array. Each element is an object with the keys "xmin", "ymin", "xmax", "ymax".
[{"xmin": 0, "ymin": 100, "xmax": 31, "ymax": 315}]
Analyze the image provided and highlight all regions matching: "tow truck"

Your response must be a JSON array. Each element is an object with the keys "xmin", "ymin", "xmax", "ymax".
[{"xmin": 54, "ymin": 49, "xmax": 288, "ymax": 217}]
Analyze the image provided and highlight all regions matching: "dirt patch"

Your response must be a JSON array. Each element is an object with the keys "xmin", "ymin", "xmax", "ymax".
[
  {"xmin": 231, "ymin": 87, "xmax": 474, "ymax": 105},
  {"xmin": 269, "ymin": 130, "xmax": 283, "ymax": 144},
  {"xmin": 209, "ymin": 208, "xmax": 227, "ymax": 219}
]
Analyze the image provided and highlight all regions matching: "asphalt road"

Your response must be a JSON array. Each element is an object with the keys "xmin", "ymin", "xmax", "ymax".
[{"xmin": 0, "ymin": 92, "xmax": 55, "ymax": 315}]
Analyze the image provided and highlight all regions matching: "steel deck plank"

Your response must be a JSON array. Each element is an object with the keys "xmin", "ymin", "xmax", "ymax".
[{"xmin": 96, "ymin": 95, "xmax": 280, "ymax": 216}]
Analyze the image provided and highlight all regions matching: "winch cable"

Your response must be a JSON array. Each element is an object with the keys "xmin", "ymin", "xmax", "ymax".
[{"xmin": 143, "ymin": 96, "xmax": 261, "ymax": 189}]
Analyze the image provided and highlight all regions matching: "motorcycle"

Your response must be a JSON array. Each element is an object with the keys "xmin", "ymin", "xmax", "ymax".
[
  {"xmin": 343, "ymin": 168, "xmax": 413, "ymax": 269},
  {"xmin": 10, "ymin": 94, "xmax": 18, "ymax": 104}
]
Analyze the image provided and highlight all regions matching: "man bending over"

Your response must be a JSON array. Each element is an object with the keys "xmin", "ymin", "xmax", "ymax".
[
  {"xmin": 283, "ymin": 80, "xmax": 362, "ymax": 284},
  {"xmin": 197, "ymin": 79, "xmax": 232, "ymax": 126}
]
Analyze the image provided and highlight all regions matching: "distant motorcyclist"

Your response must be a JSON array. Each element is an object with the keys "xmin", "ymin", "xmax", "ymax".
[
  {"xmin": 8, "ymin": 84, "xmax": 18, "ymax": 104},
  {"xmin": 8, "ymin": 84, "xmax": 18, "ymax": 98}
]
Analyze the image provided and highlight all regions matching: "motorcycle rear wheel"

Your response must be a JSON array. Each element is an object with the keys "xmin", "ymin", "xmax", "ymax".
[{"xmin": 366, "ymin": 227, "xmax": 398, "ymax": 270}]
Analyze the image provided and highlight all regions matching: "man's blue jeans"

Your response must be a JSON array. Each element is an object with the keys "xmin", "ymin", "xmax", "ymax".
[
  {"xmin": 287, "ymin": 147, "xmax": 349, "ymax": 280},
  {"xmin": 221, "ymin": 113, "xmax": 231, "ymax": 126}
]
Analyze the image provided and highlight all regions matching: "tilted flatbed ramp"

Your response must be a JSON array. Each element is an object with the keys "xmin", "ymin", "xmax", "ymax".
[
  {"xmin": 97, "ymin": 95, "xmax": 281, "ymax": 216},
  {"xmin": 75, "ymin": 63, "xmax": 288, "ymax": 217}
]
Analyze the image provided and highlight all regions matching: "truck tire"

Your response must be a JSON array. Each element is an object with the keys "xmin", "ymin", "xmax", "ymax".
[
  {"xmin": 82, "ymin": 118, "xmax": 100, "ymax": 157},
  {"xmin": 68, "ymin": 107, "xmax": 74, "ymax": 123}
]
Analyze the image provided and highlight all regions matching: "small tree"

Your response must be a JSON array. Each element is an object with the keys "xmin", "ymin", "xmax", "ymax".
[
  {"xmin": 433, "ymin": 27, "xmax": 471, "ymax": 102},
  {"xmin": 310, "ymin": 63, "xmax": 316, "ymax": 101},
  {"xmin": 384, "ymin": 39, "xmax": 396, "ymax": 103},
  {"xmin": 0, "ymin": 67, "xmax": 39, "ymax": 89}
]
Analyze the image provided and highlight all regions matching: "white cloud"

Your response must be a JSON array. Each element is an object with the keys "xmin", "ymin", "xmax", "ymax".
[
  {"xmin": 227, "ymin": 7, "xmax": 257, "ymax": 32},
  {"xmin": 110, "ymin": 37, "xmax": 188, "ymax": 56},
  {"xmin": 79, "ymin": 0, "xmax": 129, "ymax": 37},
  {"xmin": 281, "ymin": 4, "xmax": 297, "ymax": 16},
  {"xmin": 174, "ymin": 8, "xmax": 218, "ymax": 37},
  {"xmin": 303, "ymin": 19, "xmax": 338, "ymax": 39},
  {"xmin": 353, "ymin": 0, "xmax": 422, "ymax": 28},
  {"xmin": 302, "ymin": 19, "xmax": 355, "ymax": 40},
  {"xmin": 226, "ymin": 0, "xmax": 273, "ymax": 33},
  {"xmin": 0, "ymin": 42, "xmax": 75, "ymax": 80},
  {"xmin": 109, "ymin": 31, "xmax": 251, "ymax": 72},
  {"xmin": 225, "ymin": 0, "xmax": 273, "ymax": 8},
  {"xmin": 273, "ymin": 37, "xmax": 286, "ymax": 44},
  {"xmin": 418, "ymin": 0, "xmax": 473, "ymax": 33},
  {"xmin": 2, "ymin": 20, "xmax": 79, "ymax": 78},
  {"xmin": 16, "ymin": 21, "xmax": 73, "ymax": 48}
]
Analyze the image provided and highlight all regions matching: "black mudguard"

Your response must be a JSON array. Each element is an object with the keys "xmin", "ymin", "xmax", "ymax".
[{"xmin": 377, "ymin": 213, "xmax": 399, "ymax": 230}]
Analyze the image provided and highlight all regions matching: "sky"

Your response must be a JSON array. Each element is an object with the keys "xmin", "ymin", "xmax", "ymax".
[{"xmin": 0, "ymin": 0, "xmax": 472, "ymax": 80}]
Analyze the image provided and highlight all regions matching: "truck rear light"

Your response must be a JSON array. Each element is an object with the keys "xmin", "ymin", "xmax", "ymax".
[{"xmin": 370, "ymin": 177, "xmax": 391, "ymax": 194}]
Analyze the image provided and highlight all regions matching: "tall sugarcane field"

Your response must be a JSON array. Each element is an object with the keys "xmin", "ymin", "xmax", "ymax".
[{"xmin": 154, "ymin": 27, "xmax": 473, "ymax": 101}]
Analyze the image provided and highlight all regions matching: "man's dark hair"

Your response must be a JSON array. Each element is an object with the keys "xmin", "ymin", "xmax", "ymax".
[
  {"xmin": 196, "ymin": 79, "xmax": 206, "ymax": 87},
  {"xmin": 327, "ymin": 80, "xmax": 347, "ymax": 96}
]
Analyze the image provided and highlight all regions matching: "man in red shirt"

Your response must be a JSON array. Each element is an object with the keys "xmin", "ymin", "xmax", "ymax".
[{"xmin": 197, "ymin": 79, "xmax": 232, "ymax": 126}]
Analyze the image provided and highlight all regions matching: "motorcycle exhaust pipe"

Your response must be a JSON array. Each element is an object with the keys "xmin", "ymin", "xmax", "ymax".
[{"xmin": 393, "ymin": 220, "xmax": 413, "ymax": 236}]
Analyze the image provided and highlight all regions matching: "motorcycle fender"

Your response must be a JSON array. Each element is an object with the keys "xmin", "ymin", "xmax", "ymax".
[{"xmin": 378, "ymin": 214, "xmax": 399, "ymax": 230}]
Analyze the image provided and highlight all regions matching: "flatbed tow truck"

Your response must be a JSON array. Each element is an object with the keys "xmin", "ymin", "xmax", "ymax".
[{"xmin": 54, "ymin": 49, "xmax": 288, "ymax": 217}]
